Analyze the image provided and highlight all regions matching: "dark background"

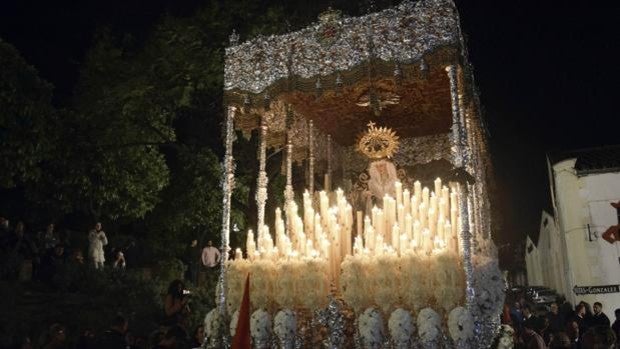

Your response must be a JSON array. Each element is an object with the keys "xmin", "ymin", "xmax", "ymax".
[{"xmin": 1, "ymin": 0, "xmax": 618, "ymax": 249}]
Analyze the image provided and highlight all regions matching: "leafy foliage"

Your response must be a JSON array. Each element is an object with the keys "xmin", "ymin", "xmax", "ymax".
[{"xmin": 0, "ymin": 39, "xmax": 56, "ymax": 189}]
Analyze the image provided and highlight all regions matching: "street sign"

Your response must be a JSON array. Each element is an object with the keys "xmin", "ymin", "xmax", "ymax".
[{"xmin": 573, "ymin": 284, "xmax": 620, "ymax": 296}]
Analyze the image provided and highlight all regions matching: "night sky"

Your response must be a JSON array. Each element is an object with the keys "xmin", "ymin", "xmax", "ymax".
[{"xmin": 1, "ymin": 1, "xmax": 618, "ymax": 246}]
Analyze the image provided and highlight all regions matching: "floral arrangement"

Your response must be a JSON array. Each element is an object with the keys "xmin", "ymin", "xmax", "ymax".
[
  {"xmin": 373, "ymin": 254, "xmax": 401, "ymax": 313},
  {"xmin": 204, "ymin": 308, "xmax": 222, "ymax": 340},
  {"xmin": 388, "ymin": 308, "xmax": 414, "ymax": 347},
  {"xmin": 433, "ymin": 252, "xmax": 465, "ymax": 312},
  {"xmin": 250, "ymin": 308, "xmax": 272, "ymax": 348},
  {"xmin": 400, "ymin": 254, "xmax": 433, "ymax": 312},
  {"xmin": 226, "ymin": 259, "xmax": 250, "ymax": 313},
  {"xmin": 229, "ymin": 309, "xmax": 239, "ymax": 337},
  {"xmin": 274, "ymin": 309, "xmax": 297, "ymax": 347},
  {"xmin": 340, "ymin": 255, "xmax": 369, "ymax": 312},
  {"xmin": 447, "ymin": 306, "xmax": 474, "ymax": 342},
  {"xmin": 250, "ymin": 259, "xmax": 277, "ymax": 309},
  {"xmin": 417, "ymin": 307, "xmax": 442, "ymax": 345},
  {"xmin": 472, "ymin": 256, "xmax": 505, "ymax": 319},
  {"xmin": 496, "ymin": 324, "xmax": 515, "ymax": 349},
  {"xmin": 227, "ymin": 257, "xmax": 328, "ymax": 311},
  {"xmin": 358, "ymin": 308, "xmax": 385, "ymax": 349}
]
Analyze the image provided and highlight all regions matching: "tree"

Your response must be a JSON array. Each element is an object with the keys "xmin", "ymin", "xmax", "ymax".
[{"xmin": 0, "ymin": 38, "xmax": 56, "ymax": 189}]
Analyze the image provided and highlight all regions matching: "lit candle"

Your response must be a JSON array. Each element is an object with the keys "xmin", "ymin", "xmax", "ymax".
[
  {"xmin": 422, "ymin": 187, "xmax": 430, "ymax": 208},
  {"xmin": 399, "ymin": 233, "xmax": 408, "ymax": 256},
  {"xmin": 411, "ymin": 195, "xmax": 419, "ymax": 221},
  {"xmin": 434, "ymin": 178, "xmax": 442, "ymax": 198},
  {"xmin": 413, "ymin": 220, "xmax": 421, "ymax": 244},
  {"xmin": 376, "ymin": 210, "xmax": 385, "ymax": 237},
  {"xmin": 395, "ymin": 181, "xmax": 403, "ymax": 208},
  {"xmin": 414, "ymin": 181, "xmax": 422, "ymax": 202},
  {"xmin": 392, "ymin": 223, "xmax": 400, "ymax": 253},
  {"xmin": 422, "ymin": 228, "xmax": 432, "ymax": 255},
  {"xmin": 405, "ymin": 214, "xmax": 413, "ymax": 240},
  {"xmin": 356, "ymin": 211, "xmax": 363, "ymax": 238},
  {"xmin": 397, "ymin": 204, "xmax": 405, "ymax": 232},
  {"xmin": 235, "ymin": 248, "xmax": 243, "ymax": 260},
  {"xmin": 403, "ymin": 189, "xmax": 411, "ymax": 220}
]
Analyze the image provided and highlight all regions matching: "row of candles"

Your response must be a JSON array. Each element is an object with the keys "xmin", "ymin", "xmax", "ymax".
[{"xmin": 241, "ymin": 177, "xmax": 462, "ymax": 281}]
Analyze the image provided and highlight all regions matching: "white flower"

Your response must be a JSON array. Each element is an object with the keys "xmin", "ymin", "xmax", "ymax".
[
  {"xmin": 448, "ymin": 306, "xmax": 474, "ymax": 341},
  {"xmin": 358, "ymin": 308, "xmax": 385, "ymax": 349},
  {"xmin": 472, "ymin": 257, "xmax": 505, "ymax": 319},
  {"xmin": 204, "ymin": 308, "xmax": 222, "ymax": 339},
  {"xmin": 229, "ymin": 310, "xmax": 239, "ymax": 337},
  {"xmin": 274, "ymin": 309, "xmax": 297, "ymax": 341},
  {"xmin": 250, "ymin": 308, "xmax": 272, "ymax": 342},
  {"xmin": 497, "ymin": 324, "xmax": 515, "ymax": 349},
  {"xmin": 388, "ymin": 308, "xmax": 414, "ymax": 344},
  {"xmin": 417, "ymin": 307, "xmax": 441, "ymax": 343}
]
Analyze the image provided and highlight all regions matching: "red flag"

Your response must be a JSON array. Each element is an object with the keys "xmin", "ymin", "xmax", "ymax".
[{"xmin": 232, "ymin": 274, "xmax": 251, "ymax": 349}]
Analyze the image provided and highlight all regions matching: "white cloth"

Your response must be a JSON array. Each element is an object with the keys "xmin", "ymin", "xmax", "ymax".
[
  {"xmin": 201, "ymin": 246, "xmax": 221, "ymax": 267},
  {"xmin": 88, "ymin": 230, "xmax": 108, "ymax": 263}
]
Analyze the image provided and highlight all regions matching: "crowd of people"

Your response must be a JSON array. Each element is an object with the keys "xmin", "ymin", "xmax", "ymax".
[
  {"xmin": 0, "ymin": 215, "xmax": 226, "ymax": 349},
  {"xmin": 14, "ymin": 305, "xmax": 206, "ymax": 349},
  {"xmin": 504, "ymin": 295, "xmax": 620, "ymax": 348},
  {"xmin": 0, "ymin": 217, "xmax": 131, "ymax": 284}
]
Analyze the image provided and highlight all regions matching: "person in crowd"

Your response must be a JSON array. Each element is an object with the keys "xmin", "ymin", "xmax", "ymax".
[
  {"xmin": 189, "ymin": 325, "xmax": 204, "ymax": 348},
  {"xmin": 522, "ymin": 304, "xmax": 537, "ymax": 324},
  {"xmin": 549, "ymin": 332, "xmax": 572, "ymax": 349},
  {"xmin": 154, "ymin": 325, "xmax": 189, "ymax": 349},
  {"xmin": 184, "ymin": 239, "xmax": 201, "ymax": 285},
  {"xmin": 0, "ymin": 216, "xmax": 10, "ymax": 239},
  {"xmin": 522, "ymin": 317, "xmax": 546, "ymax": 349},
  {"xmin": 164, "ymin": 280, "xmax": 190, "ymax": 327},
  {"xmin": 510, "ymin": 301, "xmax": 524, "ymax": 331},
  {"xmin": 88, "ymin": 222, "xmax": 108, "ymax": 269},
  {"xmin": 74, "ymin": 328, "xmax": 96, "ymax": 349},
  {"xmin": 42, "ymin": 323, "xmax": 67, "ymax": 349},
  {"xmin": 95, "ymin": 314, "xmax": 129, "ymax": 349},
  {"xmin": 6, "ymin": 221, "xmax": 38, "ymax": 280},
  {"xmin": 566, "ymin": 320, "xmax": 581, "ymax": 348},
  {"xmin": 574, "ymin": 303, "xmax": 589, "ymax": 339},
  {"xmin": 39, "ymin": 223, "xmax": 59, "ymax": 252},
  {"xmin": 581, "ymin": 326, "xmax": 617, "ymax": 349},
  {"xmin": 112, "ymin": 250, "xmax": 126, "ymax": 269},
  {"xmin": 538, "ymin": 316, "xmax": 554, "ymax": 347},
  {"xmin": 201, "ymin": 240, "xmax": 220, "ymax": 269},
  {"xmin": 558, "ymin": 296, "xmax": 575, "ymax": 323},
  {"xmin": 70, "ymin": 248, "xmax": 85, "ymax": 265},
  {"xmin": 547, "ymin": 302, "xmax": 565, "ymax": 333},
  {"xmin": 39, "ymin": 243, "xmax": 67, "ymax": 285},
  {"xmin": 612, "ymin": 308, "xmax": 620, "ymax": 347},
  {"xmin": 591, "ymin": 301, "xmax": 611, "ymax": 328}
]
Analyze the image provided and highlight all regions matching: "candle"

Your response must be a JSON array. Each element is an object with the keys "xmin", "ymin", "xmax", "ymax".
[
  {"xmin": 392, "ymin": 223, "xmax": 400, "ymax": 253},
  {"xmin": 434, "ymin": 178, "xmax": 442, "ymax": 198},
  {"xmin": 405, "ymin": 214, "xmax": 413, "ymax": 240},
  {"xmin": 403, "ymin": 189, "xmax": 410, "ymax": 220},
  {"xmin": 422, "ymin": 228, "xmax": 432, "ymax": 255},
  {"xmin": 414, "ymin": 181, "xmax": 422, "ymax": 202},
  {"xmin": 422, "ymin": 187, "xmax": 430, "ymax": 208},
  {"xmin": 411, "ymin": 196, "xmax": 419, "ymax": 221},
  {"xmin": 376, "ymin": 210, "xmax": 385, "ymax": 237},
  {"xmin": 399, "ymin": 233, "xmax": 408, "ymax": 256},
  {"xmin": 353, "ymin": 236, "xmax": 364, "ymax": 255},
  {"xmin": 397, "ymin": 204, "xmax": 405, "ymax": 231},
  {"xmin": 356, "ymin": 211, "xmax": 363, "ymax": 238},
  {"xmin": 413, "ymin": 220, "xmax": 421, "ymax": 245},
  {"xmin": 419, "ymin": 202, "xmax": 427, "ymax": 231},
  {"xmin": 395, "ymin": 181, "xmax": 403, "ymax": 208}
]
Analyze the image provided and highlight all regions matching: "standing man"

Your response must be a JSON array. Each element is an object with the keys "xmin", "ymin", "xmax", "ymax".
[
  {"xmin": 591, "ymin": 301, "xmax": 611, "ymax": 328},
  {"xmin": 88, "ymin": 222, "xmax": 108, "ymax": 269},
  {"xmin": 201, "ymin": 240, "xmax": 220, "ymax": 269}
]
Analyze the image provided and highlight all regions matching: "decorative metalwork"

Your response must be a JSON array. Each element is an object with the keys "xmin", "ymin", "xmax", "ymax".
[
  {"xmin": 256, "ymin": 115, "xmax": 269, "ymax": 231},
  {"xmin": 308, "ymin": 120, "xmax": 315, "ymax": 194},
  {"xmin": 356, "ymin": 122, "xmax": 400, "ymax": 159},
  {"xmin": 314, "ymin": 296, "xmax": 346, "ymax": 349},
  {"xmin": 446, "ymin": 65, "xmax": 463, "ymax": 168},
  {"xmin": 224, "ymin": 0, "xmax": 460, "ymax": 94},
  {"xmin": 458, "ymin": 184, "xmax": 475, "ymax": 308},
  {"xmin": 219, "ymin": 106, "xmax": 237, "ymax": 320}
]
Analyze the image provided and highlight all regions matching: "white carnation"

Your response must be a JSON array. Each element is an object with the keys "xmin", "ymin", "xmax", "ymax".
[
  {"xmin": 417, "ymin": 307, "xmax": 441, "ymax": 343},
  {"xmin": 388, "ymin": 308, "xmax": 414, "ymax": 344},
  {"xmin": 204, "ymin": 308, "xmax": 221, "ymax": 339},
  {"xmin": 274, "ymin": 309, "xmax": 297, "ymax": 341},
  {"xmin": 250, "ymin": 308, "xmax": 272, "ymax": 342},
  {"xmin": 448, "ymin": 306, "xmax": 474, "ymax": 341},
  {"xmin": 358, "ymin": 308, "xmax": 385, "ymax": 349}
]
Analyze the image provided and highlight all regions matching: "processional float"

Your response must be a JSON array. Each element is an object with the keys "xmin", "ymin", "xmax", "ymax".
[{"xmin": 209, "ymin": 0, "xmax": 505, "ymax": 347}]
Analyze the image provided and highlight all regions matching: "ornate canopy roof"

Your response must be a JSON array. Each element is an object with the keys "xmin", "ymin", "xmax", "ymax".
[{"xmin": 223, "ymin": 0, "xmax": 465, "ymax": 147}]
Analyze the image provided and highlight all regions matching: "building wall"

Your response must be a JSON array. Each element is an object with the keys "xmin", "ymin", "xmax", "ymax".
[
  {"xmin": 525, "ymin": 235, "xmax": 542, "ymax": 286},
  {"xmin": 552, "ymin": 159, "xmax": 620, "ymax": 307}
]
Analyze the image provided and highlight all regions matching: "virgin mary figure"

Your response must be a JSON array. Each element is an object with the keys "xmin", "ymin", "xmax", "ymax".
[{"xmin": 364, "ymin": 158, "xmax": 398, "ymax": 212}]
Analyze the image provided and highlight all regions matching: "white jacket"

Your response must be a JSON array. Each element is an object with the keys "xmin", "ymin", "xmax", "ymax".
[{"xmin": 88, "ymin": 230, "xmax": 108, "ymax": 263}]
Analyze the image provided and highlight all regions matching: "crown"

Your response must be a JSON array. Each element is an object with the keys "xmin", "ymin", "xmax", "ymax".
[{"xmin": 357, "ymin": 122, "xmax": 399, "ymax": 159}]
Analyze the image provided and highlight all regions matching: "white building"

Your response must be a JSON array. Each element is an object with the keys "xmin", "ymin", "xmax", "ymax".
[
  {"xmin": 528, "ymin": 146, "xmax": 620, "ymax": 308},
  {"xmin": 525, "ymin": 211, "xmax": 566, "ymax": 294}
]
